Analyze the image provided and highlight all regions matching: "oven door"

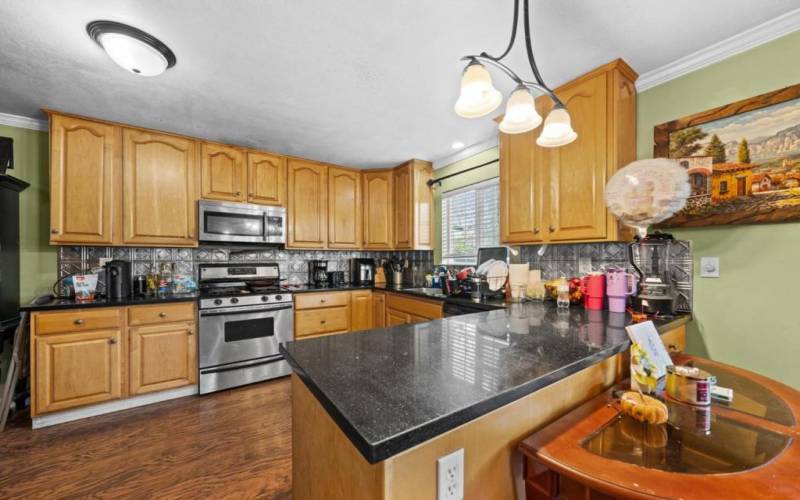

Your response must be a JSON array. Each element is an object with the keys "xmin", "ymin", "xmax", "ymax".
[
  {"xmin": 199, "ymin": 303, "xmax": 294, "ymax": 368},
  {"xmin": 198, "ymin": 200, "xmax": 268, "ymax": 244}
]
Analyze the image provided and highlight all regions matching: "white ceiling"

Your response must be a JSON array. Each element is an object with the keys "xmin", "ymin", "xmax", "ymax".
[{"xmin": 1, "ymin": 0, "xmax": 798, "ymax": 168}]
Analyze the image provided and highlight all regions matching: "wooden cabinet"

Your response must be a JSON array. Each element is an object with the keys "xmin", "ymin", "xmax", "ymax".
[
  {"xmin": 30, "ymin": 303, "xmax": 197, "ymax": 416},
  {"xmin": 200, "ymin": 142, "xmax": 245, "ymax": 202},
  {"xmin": 294, "ymin": 291, "xmax": 351, "ymax": 338},
  {"xmin": 328, "ymin": 167, "xmax": 362, "ymax": 249},
  {"xmin": 362, "ymin": 170, "xmax": 393, "ymax": 249},
  {"xmin": 247, "ymin": 151, "xmax": 286, "ymax": 206},
  {"xmin": 122, "ymin": 128, "xmax": 197, "ymax": 246},
  {"xmin": 385, "ymin": 293, "xmax": 443, "ymax": 325},
  {"xmin": 287, "ymin": 159, "xmax": 328, "ymax": 248},
  {"xmin": 49, "ymin": 114, "xmax": 118, "ymax": 245},
  {"xmin": 393, "ymin": 160, "xmax": 434, "ymax": 250},
  {"xmin": 350, "ymin": 290, "xmax": 372, "ymax": 332},
  {"xmin": 129, "ymin": 321, "xmax": 196, "ymax": 395},
  {"xmin": 499, "ymin": 59, "xmax": 637, "ymax": 245},
  {"xmin": 372, "ymin": 291, "xmax": 386, "ymax": 328},
  {"xmin": 386, "ymin": 309, "xmax": 410, "ymax": 326}
]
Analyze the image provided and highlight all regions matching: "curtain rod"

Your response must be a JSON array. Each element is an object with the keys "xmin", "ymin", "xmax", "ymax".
[{"xmin": 427, "ymin": 159, "xmax": 499, "ymax": 187}]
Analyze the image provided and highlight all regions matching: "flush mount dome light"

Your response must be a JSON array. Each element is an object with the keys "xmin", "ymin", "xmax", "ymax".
[{"xmin": 87, "ymin": 20, "xmax": 176, "ymax": 76}]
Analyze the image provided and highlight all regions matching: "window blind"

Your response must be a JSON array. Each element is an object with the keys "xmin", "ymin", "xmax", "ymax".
[{"xmin": 441, "ymin": 178, "xmax": 500, "ymax": 265}]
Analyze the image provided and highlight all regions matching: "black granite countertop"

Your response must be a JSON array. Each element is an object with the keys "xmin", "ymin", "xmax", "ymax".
[
  {"xmin": 281, "ymin": 302, "xmax": 690, "ymax": 464},
  {"xmin": 19, "ymin": 293, "xmax": 200, "ymax": 312}
]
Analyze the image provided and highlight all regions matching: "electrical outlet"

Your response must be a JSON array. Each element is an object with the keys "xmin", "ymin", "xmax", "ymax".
[
  {"xmin": 700, "ymin": 256, "xmax": 720, "ymax": 278},
  {"xmin": 98, "ymin": 257, "xmax": 112, "ymax": 267},
  {"xmin": 578, "ymin": 257, "xmax": 592, "ymax": 274},
  {"xmin": 437, "ymin": 448, "xmax": 464, "ymax": 500}
]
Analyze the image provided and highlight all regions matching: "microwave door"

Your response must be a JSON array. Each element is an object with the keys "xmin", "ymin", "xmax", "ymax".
[{"xmin": 199, "ymin": 202, "xmax": 267, "ymax": 243}]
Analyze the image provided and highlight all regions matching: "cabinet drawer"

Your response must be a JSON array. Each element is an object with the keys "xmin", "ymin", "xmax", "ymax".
[
  {"xmin": 33, "ymin": 307, "xmax": 123, "ymax": 335},
  {"xmin": 295, "ymin": 307, "xmax": 350, "ymax": 337},
  {"xmin": 295, "ymin": 292, "xmax": 350, "ymax": 310},
  {"xmin": 386, "ymin": 293, "xmax": 443, "ymax": 320},
  {"xmin": 128, "ymin": 302, "xmax": 196, "ymax": 326}
]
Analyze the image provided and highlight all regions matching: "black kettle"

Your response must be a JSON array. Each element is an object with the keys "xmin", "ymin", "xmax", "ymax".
[{"xmin": 104, "ymin": 260, "xmax": 132, "ymax": 299}]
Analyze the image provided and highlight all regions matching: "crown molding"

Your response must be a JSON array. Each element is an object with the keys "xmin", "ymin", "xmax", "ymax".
[
  {"xmin": 0, "ymin": 111, "xmax": 47, "ymax": 132},
  {"xmin": 637, "ymin": 8, "xmax": 800, "ymax": 92},
  {"xmin": 433, "ymin": 135, "xmax": 499, "ymax": 169}
]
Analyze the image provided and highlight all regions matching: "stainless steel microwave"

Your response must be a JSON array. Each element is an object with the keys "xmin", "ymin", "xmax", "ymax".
[{"xmin": 198, "ymin": 200, "xmax": 286, "ymax": 244}]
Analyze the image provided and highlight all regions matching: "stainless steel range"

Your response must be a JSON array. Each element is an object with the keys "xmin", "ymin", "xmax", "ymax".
[{"xmin": 197, "ymin": 262, "xmax": 293, "ymax": 394}]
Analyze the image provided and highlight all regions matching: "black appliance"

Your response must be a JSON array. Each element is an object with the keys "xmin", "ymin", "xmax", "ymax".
[
  {"xmin": 0, "ymin": 167, "xmax": 29, "ymax": 333},
  {"xmin": 104, "ymin": 260, "xmax": 132, "ymax": 299},
  {"xmin": 327, "ymin": 271, "xmax": 344, "ymax": 288},
  {"xmin": 0, "ymin": 137, "xmax": 12, "ymax": 174},
  {"xmin": 350, "ymin": 258, "xmax": 375, "ymax": 285},
  {"xmin": 307, "ymin": 260, "xmax": 328, "ymax": 287}
]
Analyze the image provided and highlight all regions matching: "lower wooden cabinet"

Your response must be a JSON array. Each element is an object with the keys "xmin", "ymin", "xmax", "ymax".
[
  {"xmin": 386, "ymin": 293, "xmax": 443, "ymax": 325},
  {"xmin": 372, "ymin": 291, "xmax": 386, "ymax": 328},
  {"xmin": 129, "ymin": 321, "xmax": 197, "ymax": 395},
  {"xmin": 34, "ymin": 328, "xmax": 124, "ymax": 415},
  {"xmin": 30, "ymin": 303, "xmax": 197, "ymax": 416},
  {"xmin": 350, "ymin": 290, "xmax": 372, "ymax": 332},
  {"xmin": 386, "ymin": 309, "xmax": 410, "ymax": 326}
]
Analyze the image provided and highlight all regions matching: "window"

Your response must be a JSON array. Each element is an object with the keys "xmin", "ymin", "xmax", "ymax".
[{"xmin": 440, "ymin": 178, "xmax": 499, "ymax": 265}]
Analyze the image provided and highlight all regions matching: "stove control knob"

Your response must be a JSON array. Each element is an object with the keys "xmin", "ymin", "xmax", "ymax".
[
  {"xmin": 213, "ymin": 299, "xmax": 223, "ymax": 306},
  {"xmin": 275, "ymin": 295, "xmax": 283, "ymax": 301},
  {"xmin": 261, "ymin": 295, "xmax": 269, "ymax": 302},
  {"xmin": 230, "ymin": 297, "xmax": 239, "ymax": 304}
]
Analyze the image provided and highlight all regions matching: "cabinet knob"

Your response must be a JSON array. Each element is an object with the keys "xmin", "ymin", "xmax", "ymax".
[
  {"xmin": 51, "ymin": 228, "xmax": 59, "ymax": 234},
  {"xmin": 235, "ymin": 191, "xmax": 241, "ymax": 196},
  {"xmin": 108, "ymin": 338, "xmax": 117, "ymax": 345},
  {"xmin": 74, "ymin": 318, "xmax": 84, "ymax": 325},
  {"xmin": 159, "ymin": 312, "xmax": 167, "ymax": 318},
  {"xmin": 320, "ymin": 298, "xmax": 326, "ymax": 303},
  {"xmin": 320, "ymin": 319, "xmax": 327, "ymax": 324},
  {"xmin": 549, "ymin": 225, "xmax": 555, "ymax": 232},
  {"xmin": 187, "ymin": 329, "xmax": 194, "ymax": 336},
  {"xmin": 534, "ymin": 227, "xmax": 540, "ymax": 234},
  {"xmin": 188, "ymin": 233, "xmax": 194, "ymax": 238}
]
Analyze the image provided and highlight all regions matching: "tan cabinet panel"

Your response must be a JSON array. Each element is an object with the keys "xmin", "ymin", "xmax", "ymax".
[
  {"xmin": 500, "ymin": 125, "xmax": 545, "ymax": 244},
  {"xmin": 127, "ymin": 302, "xmax": 195, "ymax": 326},
  {"xmin": 201, "ymin": 142, "xmax": 245, "ymax": 202},
  {"xmin": 328, "ymin": 167, "xmax": 362, "ymax": 249},
  {"xmin": 287, "ymin": 159, "xmax": 327, "ymax": 248},
  {"xmin": 34, "ymin": 307, "xmax": 122, "ymax": 335},
  {"xmin": 247, "ymin": 151, "xmax": 286, "ymax": 206},
  {"xmin": 295, "ymin": 307, "xmax": 350, "ymax": 338},
  {"xmin": 129, "ymin": 321, "xmax": 197, "ymax": 395},
  {"xmin": 393, "ymin": 164, "xmax": 412, "ymax": 249},
  {"xmin": 350, "ymin": 290, "xmax": 372, "ymax": 332},
  {"xmin": 295, "ymin": 291, "xmax": 350, "ymax": 310},
  {"xmin": 122, "ymin": 128, "xmax": 197, "ymax": 246},
  {"xmin": 49, "ymin": 114, "xmax": 117, "ymax": 244},
  {"xmin": 34, "ymin": 329, "xmax": 124, "ymax": 414},
  {"xmin": 386, "ymin": 292, "xmax": 443, "ymax": 320},
  {"xmin": 363, "ymin": 170, "xmax": 393, "ymax": 249},
  {"xmin": 413, "ymin": 162, "xmax": 434, "ymax": 250},
  {"xmin": 386, "ymin": 308, "xmax": 410, "ymax": 326},
  {"xmin": 372, "ymin": 291, "xmax": 386, "ymax": 328}
]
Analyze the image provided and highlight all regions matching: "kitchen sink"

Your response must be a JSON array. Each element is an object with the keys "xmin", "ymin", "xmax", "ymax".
[{"xmin": 401, "ymin": 287, "xmax": 445, "ymax": 297}]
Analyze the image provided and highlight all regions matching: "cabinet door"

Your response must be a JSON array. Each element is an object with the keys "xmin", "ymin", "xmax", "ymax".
[
  {"xmin": 35, "ymin": 329, "xmax": 124, "ymax": 414},
  {"xmin": 500, "ymin": 121, "xmax": 545, "ymax": 244},
  {"xmin": 248, "ymin": 152, "xmax": 286, "ymax": 206},
  {"xmin": 393, "ymin": 165, "xmax": 412, "ymax": 249},
  {"xmin": 386, "ymin": 308, "xmax": 409, "ymax": 326},
  {"xmin": 49, "ymin": 114, "xmax": 117, "ymax": 244},
  {"xmin": 287, "ymin": 159, "xmax": 327, "ymax": 248},
  {"xmin": 129, "ymin": 321, "xmax": 197, "ymax": 395},
  {"xmin": 372, "ymin": 292, "xmax": 386, "ymax": 328},
  {"xmin": 363, "ymin": 171, "xmax": 393, "ymax": 249},
  {"xmin": 546, "ymin": 73, "xmax": 608, "ymax": 241},
  {"xmin": 122, "ymin": 129, "xmax": 197, "ymax": 246},
  {"xmin": 350, "ymin": 290, "xmax": 373, "ymax": 331},
  {"xmin": 328, "ymin": 167, "xmax": 362, "ymax": 249},
  {"xmin": 201, "ymin": 142, "xmax": 245, "ymax": 202},
  {"xmin": 413, "ymin": 161, "xmax": 434, "ymax": 250}
]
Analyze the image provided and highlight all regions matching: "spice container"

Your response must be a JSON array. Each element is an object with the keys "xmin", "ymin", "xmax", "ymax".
[{"xmin": 666, "ymin": 365, "xmax": 717, "ymax": 406}]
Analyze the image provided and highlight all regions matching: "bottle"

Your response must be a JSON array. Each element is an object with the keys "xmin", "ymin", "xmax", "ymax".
[
  {"xmin": 157, "ymin": 263, "xmax": 171, "ymax": 295},
  {"xmin": 557, "ymin": 279, "xmax": 570, "ymax": 309}
]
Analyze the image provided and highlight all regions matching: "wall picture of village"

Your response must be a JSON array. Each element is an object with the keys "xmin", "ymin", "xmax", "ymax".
[{"xmin": 654, "ymin": 86, "xmax": 800, "ymax": 228}]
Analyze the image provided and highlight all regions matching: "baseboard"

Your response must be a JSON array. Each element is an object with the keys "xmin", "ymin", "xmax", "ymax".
[{"xmin": 31, "ymin": 385, "xmax": 198, "ymax": 429}]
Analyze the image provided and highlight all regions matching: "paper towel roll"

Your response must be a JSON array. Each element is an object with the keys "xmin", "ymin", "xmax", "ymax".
[
  {"xmin": 528, "ymin": 269, "xmax": 542, "ymax": 287},
  {"xmin": 509, "ymin": 263, "xmax": 529, "ymax": 286}
]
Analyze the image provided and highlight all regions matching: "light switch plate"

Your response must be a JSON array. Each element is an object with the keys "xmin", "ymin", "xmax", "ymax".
[
  {"xmin": 700, "ymin": 257, "xmax": 720, "ymax": 278},
  {"xmin": 437, "ymin": 448, "xmax": 464, "ymax": 500},
  {"xmin": 578, "ymin": 257, "xmax": 592, "ymax": 274}
]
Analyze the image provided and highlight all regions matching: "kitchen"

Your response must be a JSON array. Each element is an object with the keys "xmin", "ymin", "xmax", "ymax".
[{"xmin": 2, "ymin": 1, "xmax": 800, "ymax": 499}]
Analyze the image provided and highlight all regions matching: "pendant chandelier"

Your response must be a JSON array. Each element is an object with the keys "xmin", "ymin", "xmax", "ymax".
[{"xmin": 454, "ymin": 0, "xmax": 577, "ymax": 147}]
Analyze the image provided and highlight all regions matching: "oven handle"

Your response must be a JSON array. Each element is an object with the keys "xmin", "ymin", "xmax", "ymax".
[{"xmin": 199, "ymin": 304, "xmax": 293, "ymax": 317}]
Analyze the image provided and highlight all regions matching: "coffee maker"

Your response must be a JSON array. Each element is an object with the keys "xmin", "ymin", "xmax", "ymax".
[
  {"xmin": 104, "ymin": 260, "xmax": 132, "ymax": 299},
  {"xmin": 307, "ymin": 260, "xmax": 328, "ymax": 287},
  {"xmin": 629, "ymin": 233, "xmax": 678, "ymax": 315},
  {"xmin": 350, "ymin": 258, "xmax": 375, "ymax": 285}
]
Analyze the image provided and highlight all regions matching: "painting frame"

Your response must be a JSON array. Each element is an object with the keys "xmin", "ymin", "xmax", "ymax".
[{"xmin": 654, "ymin": 83, "xmax": 800, "ymax": 228}]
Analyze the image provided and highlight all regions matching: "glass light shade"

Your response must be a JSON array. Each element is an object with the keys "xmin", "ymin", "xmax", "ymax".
[
  {"xmin": 536, "ymin": 107, "xmax": 578, "ymax": 147},
  {"xmin": 98, "ymin": 32, "xmax": 168, "ymax": 76},
  {"xmin": 454, "ymin": 63, "xmax": 502, "ymax": 118},
  {"xmin": 498, "ymin": 87, "xmax": 542, "ymax": 134}
]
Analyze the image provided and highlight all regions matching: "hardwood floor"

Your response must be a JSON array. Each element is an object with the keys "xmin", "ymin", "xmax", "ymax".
[{"xmin": 0, "ymin": 378, "xmax": 292, "ymax": 499}]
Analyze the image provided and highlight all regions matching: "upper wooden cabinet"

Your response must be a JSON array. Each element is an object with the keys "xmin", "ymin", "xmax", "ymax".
[
  {"xmin": 200, "ymin": 142, "xmax": 245, "ymax": 202},
  {"xmin": 247, "ymin": 151, "xmax": 286, "ymax": 206},
  {"xmin": 122, "ymin": 128, "xmax": 198, "ymax": 247},
  {"xmin": 499, "ymin": 59, "xmax": 637, "ymax": 245},
  {"xmin": 287, "ymin": 159, "xmax": 328, "ymax": 248},
  {"xmin": 328, "ymin": 167, "xmax": 362, "ymax": 249},
  {"xmin": 49, "ymin": 114, "xmax": 118, "ymax": 245},
  {"xmin": 362, "ymin": 170, "xmax": 394, "ymax": 249},
  {"xmin": 393, "ymin": 160, "xmax": 434, "ymax": 250}
]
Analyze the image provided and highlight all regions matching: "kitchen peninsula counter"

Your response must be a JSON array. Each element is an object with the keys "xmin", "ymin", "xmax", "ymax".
[{"xmin": 282, "ymin": 302, "xmax": 690, "ymax": 500}]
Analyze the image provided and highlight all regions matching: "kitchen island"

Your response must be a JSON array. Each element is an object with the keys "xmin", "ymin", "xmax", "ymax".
[{"xmin": 282, "ymin": 302, "xmax": 689, "ymax": 500}]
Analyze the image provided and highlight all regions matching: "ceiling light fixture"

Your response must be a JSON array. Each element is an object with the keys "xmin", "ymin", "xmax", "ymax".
[
  {"xmin": 455, "ymin": 0, "xmax": 577, "ymax": 147},
  {"xmin": 451, "ymin": 141, "xmax": 466, "ymax": 150},
  {"xmin": 87, "ymin": 20, "xmax": 176, "ymax": 76}
]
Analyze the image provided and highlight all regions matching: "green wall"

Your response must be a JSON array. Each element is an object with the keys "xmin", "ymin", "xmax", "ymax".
[
  {"xmin": 637, "ymin": 30, "xmax": 800, "ymax": 388},
  {"xmin": 433, "ymin": 147, "xmax": 500, "ymax": 263},
  {"xmin": 0, "ymin": 124, "xmax": 55, "ymax": 303}
]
